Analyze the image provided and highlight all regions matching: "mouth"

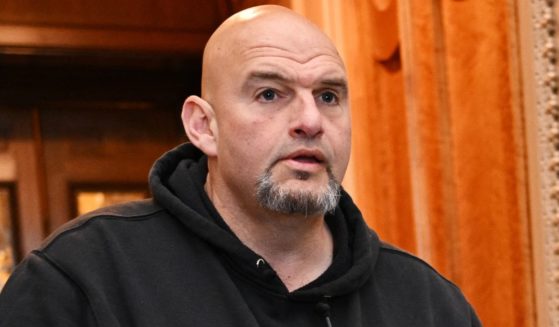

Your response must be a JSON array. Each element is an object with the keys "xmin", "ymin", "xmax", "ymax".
[
  {"xmin": 283, "ymin": 149, "xmax": 326, "ymax": 165},
  {"xmin": 291, "ymin": 155, "xmax": 323, "ymax": 164}
]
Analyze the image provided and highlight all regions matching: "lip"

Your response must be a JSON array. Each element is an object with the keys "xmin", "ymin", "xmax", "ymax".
[
  {"xmin": 280, "ymin": 148, "xmax": 327, "ymax": 171},
  {"xmin": 285, "ymin": 149, "xmax": 326, "ymax": 162}
]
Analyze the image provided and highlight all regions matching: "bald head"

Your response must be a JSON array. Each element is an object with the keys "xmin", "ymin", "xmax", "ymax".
[
  {"xmin": 181, "ymin": 5, "xmax": 351, "ymax": 220},
  {"xmin": 201, "ymin": 5, "xmax": 344, "ymax": 102}
]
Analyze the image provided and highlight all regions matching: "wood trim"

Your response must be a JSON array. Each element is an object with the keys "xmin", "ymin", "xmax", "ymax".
[
  {"xmin": 0, "ymin": 182, "xmax": 20, "ymax": 262},
  {"xmin": 0, "ymin": 24, "xmax": 210, "ymax": 54},
  {"xmin": 518, "ymin": 0, "xmax": 559, "ymax": 325},
  {"xmin": 30, "ymin": 109, "xmax": 50, "ymax": 237},
  {"xmin": 1, "ymin": 108, "xmax": 46, "ymax": 255}
]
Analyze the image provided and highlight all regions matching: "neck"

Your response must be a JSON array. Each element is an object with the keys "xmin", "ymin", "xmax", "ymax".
[{"xmin": 205, "ymin": 178, "xmax": 334, "ymax": 292}]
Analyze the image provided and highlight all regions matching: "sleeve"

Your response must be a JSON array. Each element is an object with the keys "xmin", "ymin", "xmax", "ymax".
[
  {"xmin": 470, "ymin": 304, "xmax": 483, "ymax": 327},
  {"xmin": 0, "ymin": 251, "xmax": 97, "ymax": 327}
]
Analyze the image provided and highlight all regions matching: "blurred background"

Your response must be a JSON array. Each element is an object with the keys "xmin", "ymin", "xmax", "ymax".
[{"xmin": 0, "ymin": 0, "xmax": 555, "ymax": 326}]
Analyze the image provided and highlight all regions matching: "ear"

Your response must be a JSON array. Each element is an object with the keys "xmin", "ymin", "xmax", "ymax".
[{"xmin": 181, "ymin": 95, "xmax": 218, "ymax": 157}]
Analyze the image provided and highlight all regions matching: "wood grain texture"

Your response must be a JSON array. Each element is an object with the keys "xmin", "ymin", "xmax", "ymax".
[
  {"xmin": 0, "ymin": 0, "xmax": 227, "ymax": 53},
  {"xmin": 0, "ymin": 108, "xmax": 46, "ymax": 255},
  {"xmin": 0, "ymin": 24, "xmax": 210, "ymax": 53},
  {"xmin": 0, "ymin": 0, "xmax": 288, "ymax": 54},
  {"xmin": 40, "ymin": 108, "xmax": 185, "ymax": 232},
  {"xmin": 0, "ymin": 0, "xmax": 222, "ymax": 30}
]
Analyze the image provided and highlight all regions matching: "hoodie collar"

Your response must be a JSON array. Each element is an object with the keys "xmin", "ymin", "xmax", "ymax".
[{"xmin": 149, "ymin": 143, "xmax": 379, "ymax": 299}]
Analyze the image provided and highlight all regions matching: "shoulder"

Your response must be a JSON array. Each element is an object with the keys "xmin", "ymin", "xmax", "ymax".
[
  {"xmin": 40, "ymin": 199, "xmax": 165, "ymax": 251},
  {"xmin": 378, "ymin": 242, "xmax": 445, "ymax": 276},
  {"xmin": 363, "ymin": 239, "xmax": 480, "ymax": 325},
  {"xmin": 373, "ymin": 240, "xmax": 473, "ymax": 309},
  {"xmin": 32, "ymin": 199, "xmax": 185, "ymax": 285},
  {"xmin": 376, "ymin": 241, "xmax": 460, "ymax": 290}
]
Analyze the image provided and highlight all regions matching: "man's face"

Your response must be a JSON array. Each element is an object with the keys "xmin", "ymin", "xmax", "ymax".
[{"xmin": 207, "ymin": 13, "xmax": 352, "ymax": 216}]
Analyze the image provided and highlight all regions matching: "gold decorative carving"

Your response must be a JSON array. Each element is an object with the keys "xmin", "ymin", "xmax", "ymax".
[{"xmin": 526, "ymin": 0, "xmax": 559, "ymax": 325}]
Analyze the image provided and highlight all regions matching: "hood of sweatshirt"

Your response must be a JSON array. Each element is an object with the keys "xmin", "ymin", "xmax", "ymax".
[{"xmin": 149, "ymin": 143, "xmax": 379, "ymax": 301}]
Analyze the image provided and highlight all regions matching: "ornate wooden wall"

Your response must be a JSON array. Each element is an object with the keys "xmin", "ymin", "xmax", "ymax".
[
  {"xmin": 0, "ymin": 0, "xmax": 281, "ymax": 256},
  {"xmin": 292, "ymin": 0, "xmax": 536, "ymax": 326}
]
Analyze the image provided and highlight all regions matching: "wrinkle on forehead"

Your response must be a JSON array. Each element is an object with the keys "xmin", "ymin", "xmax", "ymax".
[
  {"xmin": 241, "ymin": 45, "xmax": 342, "ymax": 66},
  {"xmin": 201, "ymin": 5, "xmax": 344, "ymax": 101}
]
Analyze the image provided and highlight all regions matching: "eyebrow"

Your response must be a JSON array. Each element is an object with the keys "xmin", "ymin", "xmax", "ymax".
[
  {"xmin": 246, "ymin": 71, "xmax": 291, "ymax": 84},
  {"xmin": 244, "ymin": 71, "xmax": 348, "ymax": 95},
  {"xmin": 320, "ymin": 78, "xmax": 348, "ymax": 96}
]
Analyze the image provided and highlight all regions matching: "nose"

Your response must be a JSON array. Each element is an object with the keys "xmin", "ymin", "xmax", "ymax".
[{"xmin": 289, "ymin": 93, "xmax": 323, "ymax": 139}]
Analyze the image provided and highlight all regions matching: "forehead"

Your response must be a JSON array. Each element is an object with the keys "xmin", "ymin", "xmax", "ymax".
[
  {"xmin": 232, "ymin": 24, "xmax": 346, "ymax": 84},
  {"xmin": 203, "ymin": 11, "xmax": 348, "ymax": 97},
  {"xmin": 242, "ymin": 46, "xmax": 344, "ymax": 77},
  {"xmin": 238, "ymin": 15, "xmax": 340, "ymax": 57}
]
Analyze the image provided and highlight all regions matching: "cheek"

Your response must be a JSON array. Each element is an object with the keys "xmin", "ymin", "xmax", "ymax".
[
  {"xmin": 229, "ymin": 120, "xmax": 272, "ymax": 150},
  {"xmin": 218, "ymin": 117, "xmax": 278, "ymax": 168},
  {"xmin": 330, "ymin": 122, "xmax": 352, "ymax": 178},
  {"xmin": 335, "ymin": 136, "xmax": 351, "ymax": 167}
]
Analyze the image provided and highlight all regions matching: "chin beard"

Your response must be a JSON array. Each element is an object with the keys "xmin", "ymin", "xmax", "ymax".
[{"xmin": 255, "ymin": 166, "xmax": 341, "ymax": 216}]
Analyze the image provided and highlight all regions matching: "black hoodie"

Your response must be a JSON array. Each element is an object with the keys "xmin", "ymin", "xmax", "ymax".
[{"xmin": 0, "ymin": 143, "xmax": 482, "ymax": 326}]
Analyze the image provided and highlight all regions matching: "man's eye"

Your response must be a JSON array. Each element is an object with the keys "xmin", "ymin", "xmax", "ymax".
[
  {"xmin": 258, "ymin": 89, "xmax": 278, "ymax": 102},
  {"xmin": 319, "ymin": 91, "xmax": 338, "ymax": 105}
]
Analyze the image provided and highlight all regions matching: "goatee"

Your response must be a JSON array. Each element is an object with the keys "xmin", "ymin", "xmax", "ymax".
[{"xmin": 255, "ymin": 167, "xmax": 341, "ymax": 216}]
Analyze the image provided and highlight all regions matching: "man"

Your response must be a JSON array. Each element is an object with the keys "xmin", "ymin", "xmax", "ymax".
[{"xmin": 0, "ymin": 5, "xmax": 481, "ymax": 326}]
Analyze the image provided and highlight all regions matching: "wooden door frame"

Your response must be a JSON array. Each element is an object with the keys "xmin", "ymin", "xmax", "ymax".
[{"xmin": 519, "ymin": 1, "xmax": 559, "ymax": 326}]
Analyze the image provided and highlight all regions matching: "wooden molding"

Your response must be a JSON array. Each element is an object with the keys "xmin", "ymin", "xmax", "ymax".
[
  {"xmin": 519, "ymin": 0, "xmax": 559, "ymax": 326},
  {"xmin": 0, "ymin": 24, "xmax": 210, "ymax": 54}
]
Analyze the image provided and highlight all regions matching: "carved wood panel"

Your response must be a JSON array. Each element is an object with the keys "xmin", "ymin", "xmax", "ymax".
[
  {"xmin": 0, "ymin": 0, "xmax": 289, "ymax": 54},
  {"xmin": 40, "ymin": 107, "xmax": 185, "ymax": 232},
  {"xmin": 520, "ymin": 0, "xmax": 559, "ymax": 326}
]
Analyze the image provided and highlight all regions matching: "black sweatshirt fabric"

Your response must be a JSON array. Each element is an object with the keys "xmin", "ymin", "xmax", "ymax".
[{"xmin": 0, "ymin": 143, "xmax": 482, "ymax": 326}]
